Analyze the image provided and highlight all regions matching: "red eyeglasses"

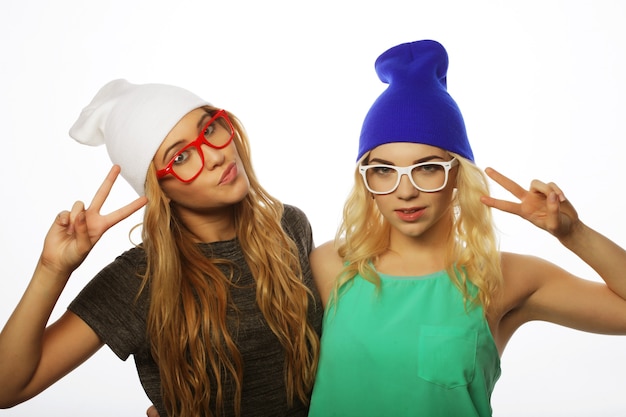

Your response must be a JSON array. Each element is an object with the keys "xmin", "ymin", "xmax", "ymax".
[{"xmin": 156, "ymin": 109, "xmax": 235, "ymax": 183}]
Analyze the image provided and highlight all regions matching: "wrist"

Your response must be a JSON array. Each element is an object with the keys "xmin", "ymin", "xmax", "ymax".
[
  {"xmin": 558, "ymin": 220, "xmax": 588, "ymax": 249},
  {"xmin": 32, "ymin": 258, "xmax": 73, "ymax": 290}
]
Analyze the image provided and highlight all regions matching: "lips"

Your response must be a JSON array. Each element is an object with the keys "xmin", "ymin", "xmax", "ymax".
[
  {"xmin": 218, "ymin": 162, "xmax": 238, "ymax": 185},
  {"xmin": 394, "ymin": 207, "xmax": 425, "ymax": 222}
]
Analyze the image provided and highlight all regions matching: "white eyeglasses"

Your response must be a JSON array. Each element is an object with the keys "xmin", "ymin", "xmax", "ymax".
[{"xmin": 359, "ymin": 158, "xmax": 458, "ymax": 194}]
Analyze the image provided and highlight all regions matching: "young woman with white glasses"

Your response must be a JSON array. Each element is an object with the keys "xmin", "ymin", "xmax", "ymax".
[{"xmin": 308, "ymin": 39, "xmax": 626, "ymax": 417}]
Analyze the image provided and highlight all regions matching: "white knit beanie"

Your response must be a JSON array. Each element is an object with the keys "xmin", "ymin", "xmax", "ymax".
[{"xmin": 69, "ymin": 79, "xmax": 210, "ymax": 195}]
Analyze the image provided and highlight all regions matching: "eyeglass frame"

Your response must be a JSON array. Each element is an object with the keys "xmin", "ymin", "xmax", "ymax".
[
  {"xmin": 359, "ymin": 158, "xmax": 459, "ymax": 195},
  {"xmin": 156, "ymin": 109, "xmax": 235, "ymax": 183}
]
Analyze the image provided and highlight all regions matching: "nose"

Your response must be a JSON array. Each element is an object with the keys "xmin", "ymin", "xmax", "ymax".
[
  {"xmin": 395, "ymin": 173, "xmax": 419, "ymax": 200},
  {"xmin": 201, "ymin": 143, "xmax": 226, "ymax": 170}
]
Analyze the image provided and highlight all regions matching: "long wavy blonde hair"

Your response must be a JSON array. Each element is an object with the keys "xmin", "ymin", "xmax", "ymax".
[
  {"xmin": 139, "ymin": 107, "xmax": 319, "ymax": 417},
  {"xmin": 333, "ymin": 151, "xmax": 502, "ymax": 313}
]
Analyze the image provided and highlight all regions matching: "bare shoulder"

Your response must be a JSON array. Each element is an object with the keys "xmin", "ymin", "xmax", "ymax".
[
  {"xmin": 493, "ymin": 252, "xmax": 556, "ymax": 318},
  {"xmin": 310, "ymin": 240, "xmax": 344, "ymax": 307},
  {"xmin": 499, "ymin": 251, "xmax": 553, "ymax": 304},
  {"xmin": 500, "ymin": 251, "xmax": 564, "ymax": 288}
]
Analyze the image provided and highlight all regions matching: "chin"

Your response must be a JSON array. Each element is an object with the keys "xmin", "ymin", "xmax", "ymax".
[{"xmin": 227, "ymin": 184, "xmax": 250, "ymax": 205}]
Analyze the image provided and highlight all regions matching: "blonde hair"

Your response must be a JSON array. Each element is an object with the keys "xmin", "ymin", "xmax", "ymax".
[
  {"xmin": 333, "ymin": 152, "xmax": 502, "ymax": 313},
  {"xmin": 139, "ymin": 108, "xmax": 319, "ymax": 417}
]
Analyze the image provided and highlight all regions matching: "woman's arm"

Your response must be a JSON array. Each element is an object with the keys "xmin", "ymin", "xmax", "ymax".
[
  {"xmin": 0, "ymin": 165, "xmax": 146, "ymax": 407},
  {"xmin": 310, "ymin": 240, "xmax": 344, "ymax": 308},
  {"xmin": 482, "ymin": 168, "xmax": 626, "ymax": 336}
]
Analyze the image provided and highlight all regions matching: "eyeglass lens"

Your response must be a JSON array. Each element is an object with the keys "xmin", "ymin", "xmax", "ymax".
[
  {"xmin": 364, "ymin": 163, "xmax": 448, "ymax": 193},
  {"xmin": 171, "ymin": 114, "xmax": 234, "ymax": 181}
]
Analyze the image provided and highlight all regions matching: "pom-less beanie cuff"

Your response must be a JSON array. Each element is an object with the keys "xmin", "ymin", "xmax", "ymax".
[
  {"xmin": 357, "ymin": 40, "xmax": 474, "ymax": 162},
  {"xmin": 69, "ymin": 79, "xmax": 210, "ymax": 195}
]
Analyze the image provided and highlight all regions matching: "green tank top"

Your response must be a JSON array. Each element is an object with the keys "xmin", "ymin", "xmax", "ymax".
[{"xmin": 309, "ymin": 270, "xmax": 501, "ymax": 417}]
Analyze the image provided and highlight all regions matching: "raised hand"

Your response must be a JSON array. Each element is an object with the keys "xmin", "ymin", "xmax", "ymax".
[
  {"xmin": 39, "ymin": 165, "xmax": 147, "ymax": 275},
  {"xmin": 480, "ymin": 167, "xmax": 579, "ymax": 240}
]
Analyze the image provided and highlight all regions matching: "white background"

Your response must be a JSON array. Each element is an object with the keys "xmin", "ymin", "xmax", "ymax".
[{"xmin": 1, "ymin": 0, "xmax": 626, "ymax": 416}]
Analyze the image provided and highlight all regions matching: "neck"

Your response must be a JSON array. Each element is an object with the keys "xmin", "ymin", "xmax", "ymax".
[
  {"xmin": 378, "ymin": 219, "xmax": 453, "ymax": 277},
  {"xmin": 177, "ymin": 207, "xmax": 237, "ymax": 243}
]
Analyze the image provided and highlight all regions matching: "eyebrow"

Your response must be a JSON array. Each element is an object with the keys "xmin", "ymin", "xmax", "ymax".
[
  {"xmin": 161, "ymin": 110, "xmax": 213, "ymax": 164},
  {"xmin": 368, "ymin": 154, "xmax": 447, "ymax": 165},
  {"xmin": 197, "ymin": 111, "xmax": 212, "ymax": 129}
]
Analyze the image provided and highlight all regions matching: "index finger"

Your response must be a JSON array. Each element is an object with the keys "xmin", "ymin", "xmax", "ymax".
[
  {"xmin": 484, "ymin": 167, "xmax": 527, "ymax": 200},
  {"xmin": 480, "ymin": 194, "xmax": 523, "ymax": 216},
  {"xmin": 101, "ymin": 195, "xmax": 147, "ymax": 228}
]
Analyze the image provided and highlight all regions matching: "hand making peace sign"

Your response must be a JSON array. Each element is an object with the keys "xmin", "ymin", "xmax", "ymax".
[
  {"xmin": 480, "ymin": 167, "xmax": 580, "ymax": 240},
  {"xmin": 39, "ymin": 165, "xmax": 147, "ymax": 276}
]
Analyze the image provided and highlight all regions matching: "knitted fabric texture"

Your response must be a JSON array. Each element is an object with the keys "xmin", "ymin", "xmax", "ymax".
[
  {"xmin": 69, "ymin": 79, "xmax": 210, "ymax": 195},
  {"xmin": 357, "ymin": 39, "xmax": 474, "ymax": 162}
]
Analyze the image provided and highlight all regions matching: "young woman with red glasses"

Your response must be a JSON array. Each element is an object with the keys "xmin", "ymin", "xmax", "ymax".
[{"xmin": 0, "ymin": 79, "xmax": 322, "ymax": 417}]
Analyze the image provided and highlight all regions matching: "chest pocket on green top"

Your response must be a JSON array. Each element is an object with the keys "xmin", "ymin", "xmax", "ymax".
[{"xmin": 417, "ymin": 325, "xmax": 477, "ymax": 388}]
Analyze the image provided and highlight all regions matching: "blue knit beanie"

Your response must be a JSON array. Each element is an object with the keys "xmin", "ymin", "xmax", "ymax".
[{"xmin": 357, "ymin": 39, "xmax": 474, "ymax": 162}]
